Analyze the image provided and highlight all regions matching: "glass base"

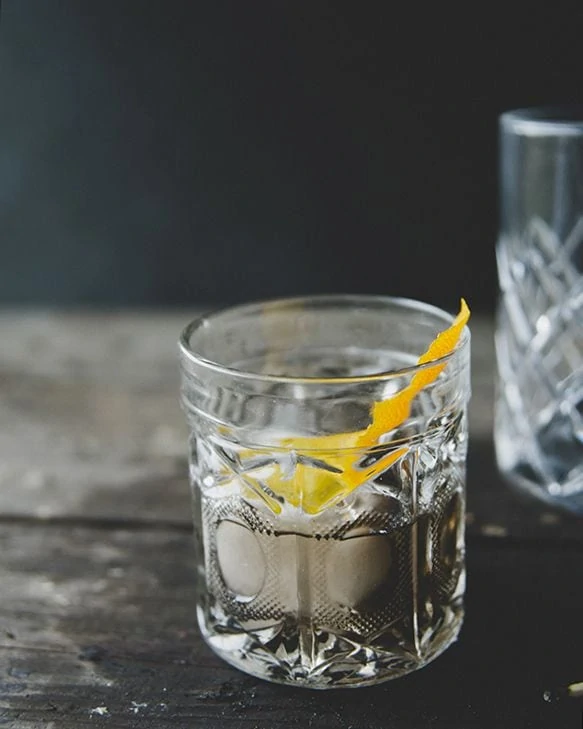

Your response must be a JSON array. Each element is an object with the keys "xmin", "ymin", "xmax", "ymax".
[
  {"xmin": 495, "ymin": 460, "xmax": 583, "ymax": 516},
  {"xmin": 494, "ymin": 408, "xmax": 583, "ymax": 516},
  {"xmin": 197, "ymin": 604, "xmax": 464, "ymax": 689}
]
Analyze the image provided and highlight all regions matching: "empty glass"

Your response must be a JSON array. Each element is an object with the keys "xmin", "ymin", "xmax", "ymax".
[
  {"xmin": 495, "ymin": 107, "xmax": 583, "ymax": 515},
  {"xmin": 179, "ymin": 295, "xmax": 471, "ymax": 688}
]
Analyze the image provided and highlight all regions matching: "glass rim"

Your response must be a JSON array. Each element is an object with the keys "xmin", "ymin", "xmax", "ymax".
[
  {"xmin": 500, "ymin": 106, "xmax": 583, "ymax": 137},
  {"xmin": 178, "ymin": 294, "xmax": 470, "ymax": 386}
]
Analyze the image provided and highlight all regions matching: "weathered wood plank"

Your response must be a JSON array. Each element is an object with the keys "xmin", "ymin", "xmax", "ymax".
[
  {"xmin": 0, "ymin": 310, "xmax": 493, "ymax": 523},
  {"xmin": 1, "ymin": 310, "xmax": 580, "ymax": 542},
  {"xmin": 0, "ymin": 310, "xmax": 194, "ymax": 522},
  {"xmin": 0, "ymin": 523, "xmax": 582, "ymax": 728},
  {"xmin": 1, "ymin": 311, "xmax": 580, "ymax": 729}
]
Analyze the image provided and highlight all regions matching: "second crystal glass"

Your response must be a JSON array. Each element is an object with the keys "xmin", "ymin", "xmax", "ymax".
[{"xmin": 495, "ymin": 107, "xmax": 583, "ymax": 514}]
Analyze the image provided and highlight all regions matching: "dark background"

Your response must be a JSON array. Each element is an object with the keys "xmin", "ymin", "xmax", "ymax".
[{"xmin": 2, "ymin": 2, "xmax": 583, "ymax": 314}]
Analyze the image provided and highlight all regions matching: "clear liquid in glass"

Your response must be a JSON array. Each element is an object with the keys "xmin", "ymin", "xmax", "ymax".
[{"xmin": 189, "ymin": 350, "xmax": 467, "ymax": 688}]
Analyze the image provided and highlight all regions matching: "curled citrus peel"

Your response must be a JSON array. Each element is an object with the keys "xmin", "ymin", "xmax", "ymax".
[{"xmin": 239, "ymin": 299, "xmax": 470, "ymax": 514}]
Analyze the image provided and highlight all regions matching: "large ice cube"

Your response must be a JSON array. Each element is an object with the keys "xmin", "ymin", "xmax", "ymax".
[
  {"xmin": 326, "ymin": 534, "xmax": 393, "ymax": 608},
  {"xmin": 216, "ymin": 520, "xmax": 266, "ymax": 599}
]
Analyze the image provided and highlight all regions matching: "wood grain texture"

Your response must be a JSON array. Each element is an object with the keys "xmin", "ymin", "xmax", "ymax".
[
  {"xmin": 1, "ymin": 310, "xmax": 581, "ymax": 729},
  {"xmin": 0, "ymin": 310, "xmax": 193, "ymax": 523},
  {"xmin": 0, "ymin": 310, "xmax": 578, "ymax": 542},
  {"xmin": 0, "ymin": 310, "xmax": 492, "ymax": 522},
  {"xmin": 1, "ymin": 522, "xmax": 582, "ymax": 729}
]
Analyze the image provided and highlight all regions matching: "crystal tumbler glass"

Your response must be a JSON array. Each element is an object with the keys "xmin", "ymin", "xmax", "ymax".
[
  {"xmin": 179, "ymin": 295, "xmax": 471, "ymax": 688},
  {"xmin": 495, "ymin": 107, "xmax": 583, "ymax": 514}
]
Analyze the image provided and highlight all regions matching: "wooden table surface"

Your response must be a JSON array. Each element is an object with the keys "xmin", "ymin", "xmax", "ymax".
[{"xmin": 0, "ymin": 310, "xmax": 581, "ymax": 729}]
